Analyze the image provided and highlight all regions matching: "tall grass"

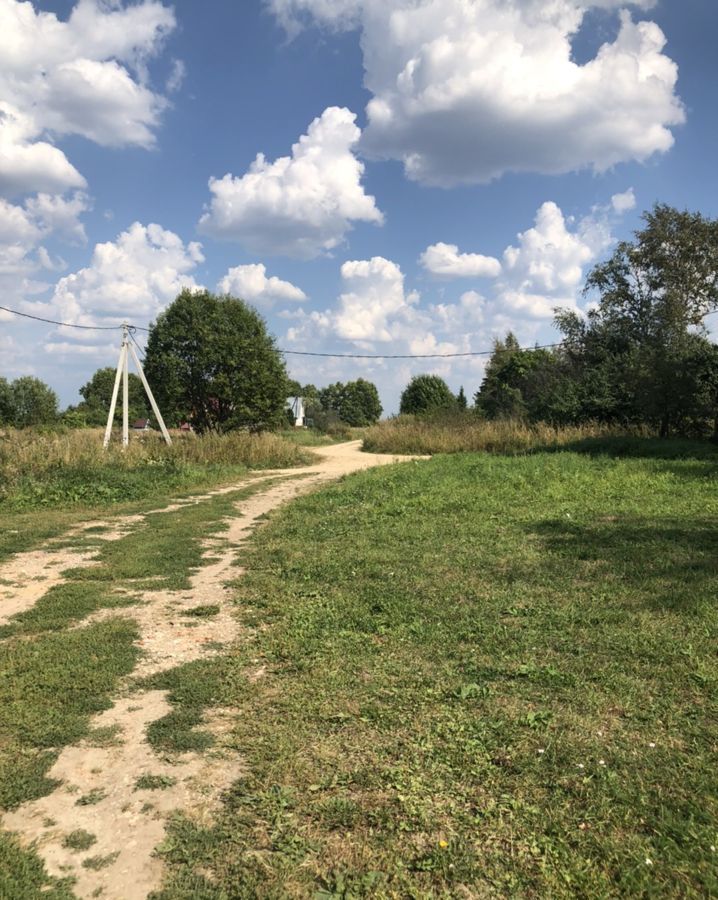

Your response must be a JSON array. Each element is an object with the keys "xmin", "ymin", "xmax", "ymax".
[
  {"xmin": 0, "ymin": 428, "xmax": 312, "ymax": 509},
  {"xmin": 363, "ymin": 414, "xmax": 650, "ymax": 456}
]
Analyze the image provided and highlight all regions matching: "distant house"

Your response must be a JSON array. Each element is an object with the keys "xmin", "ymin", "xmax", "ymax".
[
  {"xmin": 179, "ymin": 422, "xmax": 193, "ymax": 432},
  {"xmin": 132, "ymin": 418, "xmax": 151, "ymax": 431},
  {"xmin": 285, "ymin": 396, "xmax": 305, "ymax": 427}
]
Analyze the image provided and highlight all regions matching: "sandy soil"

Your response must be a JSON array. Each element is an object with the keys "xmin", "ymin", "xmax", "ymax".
[{"xmin": 1, "ymin": 441, "xmax": 419, "ymax": 899}]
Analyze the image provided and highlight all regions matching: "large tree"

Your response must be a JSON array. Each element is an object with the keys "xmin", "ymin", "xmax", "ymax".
[
  {"xmin": 399, "ymin": 374, "xmax": 456, "ymax": 415},
  {"xmin": 144, "ymin": 289, "xmax": 289, "ymax": 433},
  {"xmin": 318, "ymin": 379, "xmax": 382, "ymax": 426},
  {"xmin": 8, "ymin": 377, "xmax": 58, "ymax": 427},
  {"xmin": 0, "ymin": 377, "xmax": 13, "ymax": 425},
  {"xmin": 76, "ymin": 367, "xmax": 149, "ymax": 426},
  {"xmin": 557, "ymin": 204, "xmax": 718, "ymax": 435}
]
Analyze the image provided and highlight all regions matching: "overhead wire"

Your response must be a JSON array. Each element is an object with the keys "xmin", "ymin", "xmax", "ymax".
[{"xmin": 0, "ymin": 301, "xmax": 566, "ymax": 360}]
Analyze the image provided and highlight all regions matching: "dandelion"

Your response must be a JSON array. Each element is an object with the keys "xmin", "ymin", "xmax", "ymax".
[{"xmin": 439, "ymin": 840, "xmax": 448, "ymax": 849}]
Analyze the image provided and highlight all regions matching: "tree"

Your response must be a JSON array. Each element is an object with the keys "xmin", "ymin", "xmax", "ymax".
[
  {"xmin": 558, "ymin": 204, "xmax": 718, "ymax": 435},
  {"xmin": 0, "ymin": 377, "xmax": 13, "ymax": 425},
  {"xmin": 317, "ymin": 379, "xmax": 382, "ymax": 426},
  {"xmin": 399, "ymin": 374, "xmax": 456, "ymax": 415},
  {"xmin": 143, "ymin": 289, "xmax": 289, "ymax": 433},
  {"xmin": 457, "ymin": 386, "xmax": 467, "ymax": 409},
  {"xmin": 8, "ymin": 377, "xmax": 58, "ymax": 427},
  {"xmin": 77, "ymin": 367, "xmax": 149, "ymax": 426}
]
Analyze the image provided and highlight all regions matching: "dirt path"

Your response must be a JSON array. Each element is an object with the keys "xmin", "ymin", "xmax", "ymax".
[{"xmin": 1, "ymin": 441, "xmax": 419, "ymax": 899}]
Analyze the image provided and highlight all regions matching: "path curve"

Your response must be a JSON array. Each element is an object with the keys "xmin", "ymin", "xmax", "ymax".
[{"xmin": 1, "ymin": 441, "xmax": 421, "ymax": 899}]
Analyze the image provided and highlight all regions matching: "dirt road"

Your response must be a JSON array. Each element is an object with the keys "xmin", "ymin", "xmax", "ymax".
[{"xmin": 1, "ymin": 441, "xmax": 419, "ymax": 899}]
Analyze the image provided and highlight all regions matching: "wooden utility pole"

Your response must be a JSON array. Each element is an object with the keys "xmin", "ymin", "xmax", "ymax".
[{"xmin": 103, "ymin": 324, "xmax": 172, "ymax": 448}]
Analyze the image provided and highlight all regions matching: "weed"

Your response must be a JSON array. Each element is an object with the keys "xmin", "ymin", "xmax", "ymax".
[
  {"xmin": 62, "ymin": 830, "xmax": 97, "ymax": 851},
  {"xmin": 183, "ymin": 605, "xmax": 220, "ymax": 618},
  {"xmin": 82, "ymin": 852, "xmax": 119, "ymax": 871},
  {"xmin": 134, "ymin": 774, "xmax": 177, "ymax": 791},
  {"xmin": 76, "ymin": 789, "xmax": 106, "ymax": 807}
]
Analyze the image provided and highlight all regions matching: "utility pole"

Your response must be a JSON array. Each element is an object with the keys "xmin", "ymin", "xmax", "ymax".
[{"xmin": 103, "ymin": 324, "xmax": 172, "ymax": 449}]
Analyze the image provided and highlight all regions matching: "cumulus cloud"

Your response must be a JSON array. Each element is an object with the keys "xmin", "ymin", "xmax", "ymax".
[
  {"xmin": 42, "ymin": 222, "xmax": 204, "ymax": 329},
  {"xmin": 269, "ymin": 0, "xmax": 684, "ymax": 186},
  {"xmin": 420, "ymin": 241, "xmax": 501, "ymax": 278},
  {"xmin": 199, "ymin": 106, "xmax": 384, "ymax": 258},
  {"xmin": 0, "ymin": 191, "xmax": 90, "ymax": 315},
  {"xmin": 218, "ymin": 263, "xmax": 306, "ymax": 308},
  {"xmin": 611, "ymin": 187, "xmax": 637, "ymax": 213},
  {"xmin": 0, "ymin": 0, "xmax": 175, "ymax": 196}
]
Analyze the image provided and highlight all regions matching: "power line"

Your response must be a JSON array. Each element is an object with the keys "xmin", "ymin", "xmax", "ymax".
[
  {"xmin": 0, "ymin": 304, "xmax": 123, "ymax": 331},
  {"xmin": 0, "ymin": 301, "xmax": 565, "ymax": 360},
  {"xmin": 128, "ymin": 331, "xmax": 146, "ymax": 361}
]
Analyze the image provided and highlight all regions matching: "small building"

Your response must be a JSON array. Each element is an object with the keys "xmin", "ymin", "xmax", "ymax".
[
  {"xmin": 132, "ymin": 418, "xmax": 151, "ymax": 431},
  {"xmin": 285, "ymin": 396, "xmax": 305, "ymax": 427}
]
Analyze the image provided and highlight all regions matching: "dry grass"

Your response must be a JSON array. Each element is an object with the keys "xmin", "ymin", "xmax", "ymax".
[
  {"xmin": 0, "ymin": 427, "xmax": 309, "ymax": 478},
  {"xmin": 0, "ymin": 427, "xmax": 312, "ymax": 509},
  {"xmin": 362, "ymin": 414, "xmax": 646, "ymax": 455}
]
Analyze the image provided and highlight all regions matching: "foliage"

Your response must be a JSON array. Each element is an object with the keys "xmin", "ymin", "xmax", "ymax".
[
  {"xmin": 144, "ymin": 289, "xmax": 288, "ymax": 433},
  {"xmin": 558, "ymin": 204, "xmax": 718, "ymax": 435},
  {"xmin": 456, "ymin": 386, "xmax": 467, "ymax": 409},
  {"xmin": 317, "ymin": 379, "xmax": 382, "ymax": 426},
  {"xmin": 0, "ymin": 377, "xmax": 58, "ymax": 428},
  {"xmin": 73, "ymin": 367, "xmax": 149, "ymax": 427},
  {"xmin": 399, "ymin": 374, "xmax": 456, "ymax": 415}
]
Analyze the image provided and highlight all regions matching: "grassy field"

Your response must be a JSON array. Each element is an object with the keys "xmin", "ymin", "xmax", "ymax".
[
  {"xmin": 362, "ymin": 415, "xmax": 656, "ymax": 456},
  {"xmin": 146, "ymin": 444, "xmax": 717, "ymax": 898},
  {"xmin": 1, "ymin": 436, "xmax": 717, "ymax": 897}
]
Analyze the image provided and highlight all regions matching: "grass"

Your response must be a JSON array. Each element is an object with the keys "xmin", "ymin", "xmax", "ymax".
[
  {"xmin": 134, "ymin": 774, "xmax": 177, "ymax": 791},
  {"xmin": 0, "ymin": 618, "xmax": 139, "ymax": 810},
  {"xmin": 362, "ymin": 414, "xmax": 660, "ymax": 456},
  {"xmin": 0, "ymin": 480, "xmax": 285, "ymax": 810},
  {"xmin": 148, "ymin": 449, "xmax": 718, "ymax": 898},
  {"xmin": 0, "ymin": 426, "xmax": 311, "ymax": 510},
  {"xmin": 62, "ymin": 830, "xmax": 97, "ymax": 851}
]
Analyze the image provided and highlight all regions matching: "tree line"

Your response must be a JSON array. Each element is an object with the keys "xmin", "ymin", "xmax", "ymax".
[{"xmin": 2, "ymin": 204, "xmax": 717, "ymax": 438}]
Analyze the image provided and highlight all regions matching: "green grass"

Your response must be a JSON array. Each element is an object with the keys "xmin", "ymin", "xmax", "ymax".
[
  {"xmin": 0, "ymin": 479, "xmax": 288, "ymax": 813},
  {"xmin": 0, "ymin": 832, "xmax": 75, "ymax": 899},
  {"xmin": 0, "ymin": 618, "xmax": 139, "ymax": 810},
  {"xmin": 149, "ymin": 451, "xmax": 718, "ymax": 898},
  {"xmin": 62, "ymin": 829, "xmax": 97, "ymax": 851}
]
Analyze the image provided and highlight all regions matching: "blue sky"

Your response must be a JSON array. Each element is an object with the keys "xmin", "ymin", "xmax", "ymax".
[{"xmin": 1, "ymin": 0, "xmax": 717, "ymax": 414}]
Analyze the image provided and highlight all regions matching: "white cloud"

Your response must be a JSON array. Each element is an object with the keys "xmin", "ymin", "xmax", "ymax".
[
  {"xmin": 269, "ymin": 0, "xmax": 684, "ymax": 186},
  {"xmin": 166, "ymin": 58, "xmax": 186, "ymax": 93},
  {"xmin": 218, "ymin": 263, "xmax": 306, "ymax": 308},
  {"xmin": 44, "ymin": 222, "xmax": 204, "ymax": 328},
  {"xmin": 420, "ymin": 241, "xmax": 501, "ymax": 278},
  {"xmin": 0, "ymin": 0, "xmax": 175, "ymax": 197},
  {"xmin": 334, "ymin": 256, "xmax": 418, "ymax": 342},
  {"xmin": 0, "ymin": 102, "xmax": 86, "ymax": 197},
  {"xmin": 611, "ymin": 187, "xmax": 637, "ymax": 213},
  {"xmin": 25, "ymin": 192, "xmax": 90, "ymax": 245},
  {"xmin": 199, "ymin": 106, "xmax": 384, "ymax": 258}
]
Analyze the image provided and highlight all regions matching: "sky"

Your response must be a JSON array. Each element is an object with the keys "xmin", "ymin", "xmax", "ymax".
[{"xmin": 1, "ymin": 0, "xmax": 717, "ymax": 415}]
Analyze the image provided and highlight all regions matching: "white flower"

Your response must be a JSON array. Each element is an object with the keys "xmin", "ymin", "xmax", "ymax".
[
  {"xmin": 645, "ymin": 858, "xmax": 653, "ymax": 866},
  {"xmin": 599, "ymin": 759, "xmax": 606, "ymax": 766},
  {"xmin": 648, "ymin": 742, "xmax": 656, "ymax": 748},
  {"xmin": 576, "ymin": 763, "xmax": 585, "ymax": 770},
  {"xmin": 537, "ymin": 748, "xmax": 545, "ymax": 755}
]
